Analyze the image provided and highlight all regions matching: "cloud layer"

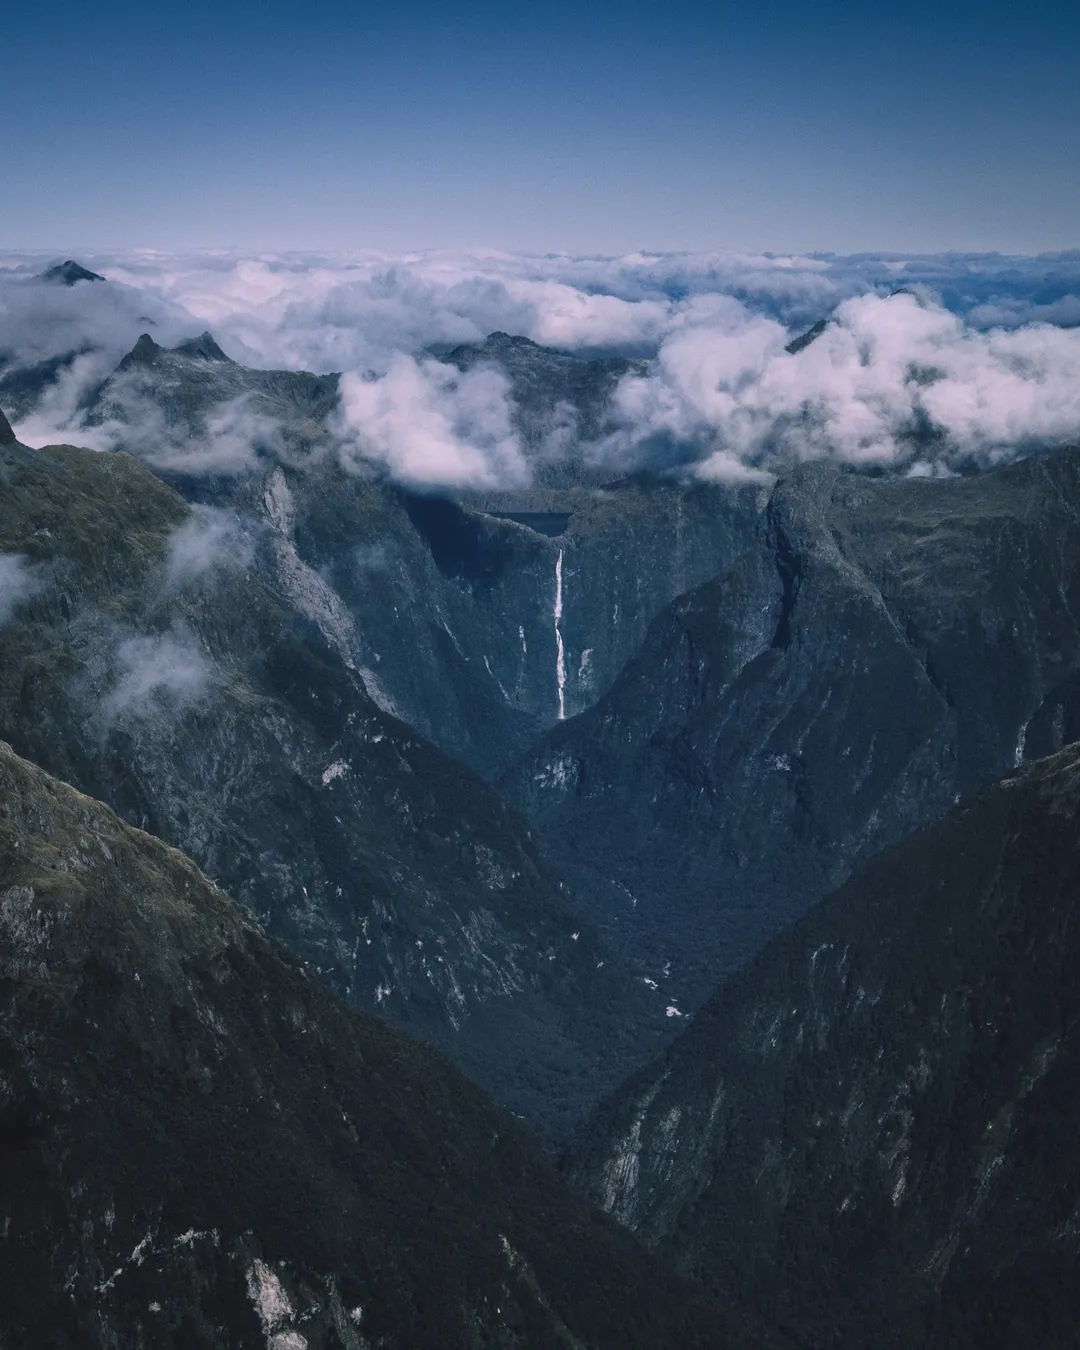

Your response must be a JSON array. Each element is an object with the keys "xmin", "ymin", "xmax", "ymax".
[
  {"xmin": 600, "ymin": 289, "xmax": 1080, "ymax": 480},
  {"xmin": 3, "ymin": 248, "xmax": 1080, "ymax": 486}
]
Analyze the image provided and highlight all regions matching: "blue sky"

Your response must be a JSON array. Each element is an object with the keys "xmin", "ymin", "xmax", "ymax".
[{"xmin": 3, "ymin": 0, "xmax": 1078, "ymax": 252}]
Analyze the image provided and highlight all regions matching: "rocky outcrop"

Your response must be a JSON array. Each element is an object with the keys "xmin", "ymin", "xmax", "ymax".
[{"xmin": 41, "ymin": 259, "xmax": 105, "ymax": 285}]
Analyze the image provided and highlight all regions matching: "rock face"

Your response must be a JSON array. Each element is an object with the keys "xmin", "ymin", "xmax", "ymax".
[
  {"xmin": 568, "ymin": 743, "xmax": 1080, "ymax": 1347},
  {"xmin": 75, "ymin": 332, "xmax": 762, "ymax": 777},
  {"xmin": 0, "ymin": 742, "xmax": 778, "ymax": 1350},
  {"xmin": 506, "ymin": 450, "xmax": 1080, "ymax": 1002},
  {"xmin": 253, "ymin": 465, "xmax": 763, "ymax": 776},
  {"xmin": 0, "ymin": 435, "xmax": 659, "ymax": 1145}
]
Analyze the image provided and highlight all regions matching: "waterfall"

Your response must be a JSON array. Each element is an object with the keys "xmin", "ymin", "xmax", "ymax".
[{"xmin": 554, "ymin": 549, "xmax": 567, "ymax": 720}]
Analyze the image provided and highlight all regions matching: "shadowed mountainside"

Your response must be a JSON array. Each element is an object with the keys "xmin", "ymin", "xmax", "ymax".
[
  {"xmin": 506, "ymin": 449, "xmax": 1080, "ymax": 1002},
  {"xmin": 13, "ymin": 330, "xmax": 764, "ymax": 778},
  {"xmin": 0, "ymin": 741, "xmax": 782, "ymax": 1350},
  {"xmin": 0, "ymin": 432, "xmax": 662, "ymax": 1145},
  {"xmin": 568, "ymin": 742, "xmax": 1080, "ymax": 1347}
]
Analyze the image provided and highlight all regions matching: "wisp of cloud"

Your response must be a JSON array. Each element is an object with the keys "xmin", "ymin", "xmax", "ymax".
[{"xmin": 0, "ymin": 555, "xmax": 43, "ymax": 627}]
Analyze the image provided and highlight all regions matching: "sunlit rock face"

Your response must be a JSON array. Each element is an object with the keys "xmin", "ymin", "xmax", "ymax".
[
  {"xmin": 0, "ymin": 743, "xmax": 774, "ymax": 1350},
  {"xmin": 568, "ymin": 743, "xmax": 1080, "ymax": 1348},
  {"xmin": 506, "ymin": 448, "xmax": 1080, "ymax": 1002}
]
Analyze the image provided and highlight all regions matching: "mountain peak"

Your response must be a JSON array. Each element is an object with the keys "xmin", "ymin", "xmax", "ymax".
[
  {"xmin": 0, "ymin": 406, "xmax": 16, "ymax": 445},
  {"xmin": 120, "ymin": 332, "xmax": 162, "ymax": 368},
  {"xmin": 784, "ymin": 317, "xmax": 831, "ymax": 355},
  {"xmin": 173, "ymin": 330, "xmax": 233, "ymax": 362},
  {"xmin": 483, "ymin": 331, "xmax": 542, "ymax": 351},
  {"xmin": 41, "ymin": 259, "xmax": 105, "ymax": 286}
]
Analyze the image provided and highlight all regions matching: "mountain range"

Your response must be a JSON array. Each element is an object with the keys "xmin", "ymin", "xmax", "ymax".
[{"xmin": 2, "ymin": 266, "xmax": 1079, "ymax": 1345}]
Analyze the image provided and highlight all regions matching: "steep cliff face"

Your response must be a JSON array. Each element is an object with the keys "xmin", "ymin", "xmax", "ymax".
[
  {"xmin": 568, "ymin": 743, "xmax": 1080, "ymax": 1347},
  {"xmin": 0, "ymin": 742, "xmax": 781, "ymax": 1350},
  {"xmin": 201, "ymin": 460, "xmax": 762, "ymax": 778},
  {"xmin": 0, "ymin": 436, "xmax": 658, "ymax": 1144},
  {"xmin": 64, "ymin": 331, "xmax": 762, "ymax": 777},
  {"xmin": 507, "ymin": 450, "xmax": 1080, "ymax": 1001}
]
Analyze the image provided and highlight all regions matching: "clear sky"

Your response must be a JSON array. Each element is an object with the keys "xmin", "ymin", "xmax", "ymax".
[{"xmin": 4, "ymin": 0, "xmax": 1078, "ymax": 253}]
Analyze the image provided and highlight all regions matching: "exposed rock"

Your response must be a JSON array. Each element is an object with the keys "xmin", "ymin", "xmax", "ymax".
[
  {"xmin": 173, "ymin": 331, "xmax": 234, "ymax": 362},
  {"xmin": 41, "ymin": 259, "xmax": 105, "ymax": 285},
  {"xmin": 784, "ymin": 317, "xmax": 831, "ymax": 354}
]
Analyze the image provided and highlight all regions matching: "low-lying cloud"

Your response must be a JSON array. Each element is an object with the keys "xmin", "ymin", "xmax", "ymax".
[
  {"xmin": 66, "ymin": 372, "xmax": 288, "ymax": 476},
  {"xmin": 165, "ymin": 506, "xmax": 255, "ymax": 585},
  {"xmin": 4, "ymin": 247, "xmax": 1080, "ymax": 488},
  {"xmin": 600, "ymin": 289, "xmax": 1080, "ymax": 480},
  {"xmin": 337, "ymin": 354, "xmax": 528, "ymax": 489},
  {"xmin": 103, "ymin": 627, "xmax": 211, "ymax": 722},
  {"xmin": 0, "ymin": 555, "xmax": 43, "ymax": 626}
]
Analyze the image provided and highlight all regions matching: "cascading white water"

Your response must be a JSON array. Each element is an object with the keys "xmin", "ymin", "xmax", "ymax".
[{"xmin": 554, "ymin": 549, "xmax": 567, "ymax": 720}]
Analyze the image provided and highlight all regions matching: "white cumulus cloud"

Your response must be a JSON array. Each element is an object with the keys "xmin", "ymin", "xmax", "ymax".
[{"xmin": 337, "ymin": 354, "xmax": 529, "ymax": 489}]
